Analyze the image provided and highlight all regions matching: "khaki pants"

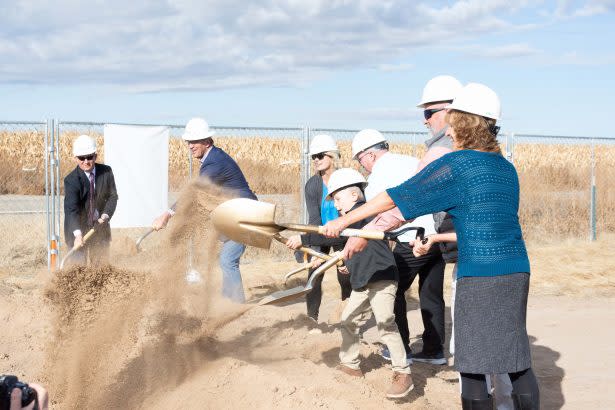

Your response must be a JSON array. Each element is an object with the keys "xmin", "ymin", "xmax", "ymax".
[{"xmin": 339, "ymin": 280, "xmax": 410, "ymax": 374}]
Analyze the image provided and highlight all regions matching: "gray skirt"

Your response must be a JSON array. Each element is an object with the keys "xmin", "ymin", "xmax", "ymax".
[{"xmin": 454, "ymin": 272, "xmax": 531, "ymax": 374}]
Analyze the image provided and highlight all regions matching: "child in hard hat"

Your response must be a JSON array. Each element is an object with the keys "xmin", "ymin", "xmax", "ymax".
[{"xmin": 286, "ymin": 168, "xmax": 413, "ymax": 399}]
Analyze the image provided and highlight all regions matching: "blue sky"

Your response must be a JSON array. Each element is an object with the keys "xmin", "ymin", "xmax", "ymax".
[{"xmin": 0, "ymin": 0, "xmax": 613, "ymax": 137}]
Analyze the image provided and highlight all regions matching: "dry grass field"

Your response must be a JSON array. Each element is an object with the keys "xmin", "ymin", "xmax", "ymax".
[{"xmin": 1, "ymin": 130, "xmax": 614, "ymax": 240}]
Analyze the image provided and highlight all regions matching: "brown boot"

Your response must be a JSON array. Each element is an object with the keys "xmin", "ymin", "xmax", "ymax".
[
  {"xmin": 386, "ymin": 372, "xmax": 413, "ymax": 399},
  {"xmin": 336, "ymin": 364, "xmax": 363, "ymax": 378}
]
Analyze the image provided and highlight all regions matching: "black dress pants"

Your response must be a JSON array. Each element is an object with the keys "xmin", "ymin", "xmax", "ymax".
[{"xmin": 393, "ymin": 242, "xmax": 445, "ymax": 354}]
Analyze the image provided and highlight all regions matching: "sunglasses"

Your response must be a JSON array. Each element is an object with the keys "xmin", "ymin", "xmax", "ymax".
[
  {"xmin": 77, "ymin": 154, "xmax": 95, "ymax": 161},
  {"xmin": 356, "ymin": 151, "xmax": 373, "ymax": 163},
  {"xmin": 311, "ymin": 153, "xmax": 330, "ymax": 160},
  {"xmin": 424, "ymin": 108, "xmax": 447, "ymax": 120}
]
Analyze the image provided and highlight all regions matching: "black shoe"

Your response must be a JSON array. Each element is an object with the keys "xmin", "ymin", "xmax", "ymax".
[{"xmin": 412, "ymin": 350, "xmax": 446, "ymax": 365}]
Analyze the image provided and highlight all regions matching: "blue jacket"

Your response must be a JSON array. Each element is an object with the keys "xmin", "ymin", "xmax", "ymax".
[{"xmin": 200, "ymin": 146, "xmax": 257, "ymax": 200}]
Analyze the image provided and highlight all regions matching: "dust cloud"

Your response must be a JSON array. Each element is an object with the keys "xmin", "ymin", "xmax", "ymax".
[{"xmin": 41, "ymin": 179, "xmax": 251, "ymax": 409}]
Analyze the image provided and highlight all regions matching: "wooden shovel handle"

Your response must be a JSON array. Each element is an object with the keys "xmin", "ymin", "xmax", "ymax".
[
  {"xmin": 272, "ymin": 233, "xmax": 343, "ymax": 266},
  {"xmin": 281, "ymin": 223, "xmax": 386, "ymax": 240}
]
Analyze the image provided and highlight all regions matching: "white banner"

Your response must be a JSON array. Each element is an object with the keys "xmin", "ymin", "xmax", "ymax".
[{"xmin": 104, "ymin": 124, "xmax": 169, "ymax": 228}]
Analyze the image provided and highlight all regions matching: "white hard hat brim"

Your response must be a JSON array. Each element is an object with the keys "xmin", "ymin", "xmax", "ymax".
[
  {"xmin": 326, "ymin": 182, "xmax": 368, "ymax": 200},
  {"xmin": 182, "ymin": 130, "xmax": 216, "ymax": 141}
]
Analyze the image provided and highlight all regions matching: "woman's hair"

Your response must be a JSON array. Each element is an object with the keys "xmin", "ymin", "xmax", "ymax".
[{"xmin": 445, "ymin": 110, "xmax": 501, "ymax": 153}]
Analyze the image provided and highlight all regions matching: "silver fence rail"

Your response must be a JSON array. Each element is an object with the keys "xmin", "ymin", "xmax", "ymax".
[{"xmin": 1, "ymin": 120, "xmax": 613, "ymax": 272}]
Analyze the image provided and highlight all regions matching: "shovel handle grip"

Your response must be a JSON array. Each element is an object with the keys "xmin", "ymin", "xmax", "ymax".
[
  {"xmin": 82, "ymin": 228, "xmax": 97, "ymax": 243},
  {"xmin": 281, "ymin": 223, "xmax": 386, "ymax": 240}
]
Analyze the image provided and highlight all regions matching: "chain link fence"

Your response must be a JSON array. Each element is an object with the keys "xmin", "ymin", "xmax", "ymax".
[
  {"xmin": 1, "ymin": 119, "xmax": 613, "ymax": 272},
  {"xmin": 510, "ymin": 134, "xmax": 615, "ymax": 241},
  {"xmin": 0, "ymin": 121, "xmax": 50, "ymax": 272}
]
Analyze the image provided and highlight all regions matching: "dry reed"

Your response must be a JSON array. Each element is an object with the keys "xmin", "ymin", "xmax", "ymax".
[{"xmin": 1, "ymin": 131, "xmax": 614, "ymax": 240}]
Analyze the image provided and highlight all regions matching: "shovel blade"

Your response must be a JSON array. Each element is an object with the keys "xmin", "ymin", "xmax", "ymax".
[
  {"xmin": 258, "ymin": 285, "xmax": 313, "ymax": 305},
  {"xmin": 211, "ymin": 198, "xmax": 280, "ymax": 249}
]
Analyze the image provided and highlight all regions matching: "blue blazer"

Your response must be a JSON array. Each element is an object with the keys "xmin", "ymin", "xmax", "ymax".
[{"xmin": 200, "ymin": 146, "xmax": 257, "ymax": 200}]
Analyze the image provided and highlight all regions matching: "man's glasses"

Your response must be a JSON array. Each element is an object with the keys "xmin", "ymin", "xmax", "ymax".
[
  {"xmin": 311, "ymin": 153, "xmax": 329, "ymax": 160},
  {"xmin": 77, "ymin": 154, "xmax": 95, "ymax": 161},
  {"xmin": 356, "ymin": 151, "xmax": 373, "ymax": 164},
  {"xmin": 423, "ymin": 108, "xmax": 446, "ymax": 120}
]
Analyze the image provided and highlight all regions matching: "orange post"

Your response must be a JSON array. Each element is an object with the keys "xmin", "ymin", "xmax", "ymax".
[{"xmin": 50, "ymin": 238, "xmax": 58, "ymax": 271}]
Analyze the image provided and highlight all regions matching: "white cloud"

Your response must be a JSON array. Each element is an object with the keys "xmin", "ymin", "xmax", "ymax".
[
  {"xmin": 456, "ymin": 43, "xmax": 541, "ymax": 58},
  {"xmin": 553, "ymin": 0, "xmax": 615, "ymax": 18},
  {"xmin": 378, "ymin": 63, "xmax": 415, "ymax": 72},
  {"xmin": 0, "ymin": 0, "xmax": 590, "ymax": 91}
]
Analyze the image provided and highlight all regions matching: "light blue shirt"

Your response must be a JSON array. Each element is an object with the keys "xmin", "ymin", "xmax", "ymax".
[{"xmin": 320, "ymin": 183, "xmax": 339, "ymax": 224}]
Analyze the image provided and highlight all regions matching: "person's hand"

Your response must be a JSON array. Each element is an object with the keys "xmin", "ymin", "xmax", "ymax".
[
  {"xmin": 310, "ymin": 258, "xmax": 324, "ymax": 269},
  {"xmin": 97, "ymin": 214, "xmax": 109, "ymax": 224},
  {"xmin": 343, "ymin": 237, "xmax": 368, "ymax": 260},
  {"xmin": 337, "ymin": 265, "xmax": 349, "ymax": 275},
  {"xmin": 152, "ymin": 211, "xmax": 172, "ymax": 231},
  {"xmin": 10, "ymin": 383, "xmax": 49, "ymax": 410},
  {"xmin": 285, "ymin": 235, "xmax": 303, "ymax": 250},
  {"xmin": 73, "ymin": 234, "xmax": 83, "ymax": 249},
  {"xmin": 322, "ymin": 217, "xmax": 349, "ymax": 238},
  {"xmin": 413, "ymin": 236, "xmax": 434, "ymax": 257}
]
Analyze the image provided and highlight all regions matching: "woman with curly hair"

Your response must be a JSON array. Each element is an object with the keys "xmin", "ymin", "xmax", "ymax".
[{"xmin": 323, "ymin": 83, "xmax": 540, "ymax": 410}]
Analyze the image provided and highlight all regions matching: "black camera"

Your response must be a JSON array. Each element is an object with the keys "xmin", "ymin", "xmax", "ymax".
[{"xmin": 0, "ymin": 375, "xmax": 37, "ymax": 410}]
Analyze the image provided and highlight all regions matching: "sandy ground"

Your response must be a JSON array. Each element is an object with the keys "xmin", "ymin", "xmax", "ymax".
[{"xmin": 1, "ymin": 184, "xmax": 614, "ymax": 409}]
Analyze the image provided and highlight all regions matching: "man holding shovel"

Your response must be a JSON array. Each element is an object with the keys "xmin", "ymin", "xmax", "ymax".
[
  {"xmin": 152, "ymin": 117, "xmax": 257, "ymax": 303},
  {"xmin": 64, "ymin": 134, "xmax": 118, "ymax": 265}
]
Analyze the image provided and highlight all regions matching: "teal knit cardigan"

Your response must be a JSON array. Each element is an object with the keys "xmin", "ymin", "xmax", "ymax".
[{"xmin": 387, "ymin": 150, "xmax": 530, "ymax": 279}]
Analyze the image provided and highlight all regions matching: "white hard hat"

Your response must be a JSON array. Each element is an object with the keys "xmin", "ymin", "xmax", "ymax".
[
  {"xmin": 326, "ymin": 168, "xmax": 368, "ymax": 199},
  {"xmin": 448, "ymin": 83, "xmax": 501, "ymax": 120},
  {"xmin": 73, "ymin": 134, "xmax": 97, "ymax": 156},
  {"xmin": 417, "ymin": 75, "xmax": 463, "ymax": 108},
  {"xmin": 309, "ymin": 134, "xmax": 339, "ymax": 156},
  {"xmin": 182, "ymin": 117, "xmax": 215, "ymax": 141},
  {"xmin": 351, "ymin": 129, "xmax": 387, "ymax": 159}
]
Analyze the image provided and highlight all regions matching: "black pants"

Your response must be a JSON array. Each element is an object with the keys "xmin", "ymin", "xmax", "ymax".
[
  {"xmin": 306, "ymin": 267, "xmax": 352, "ymax": 320},
  {"xmin": 460, "ymin": 369, "xmax": 540, "ymax": 408},
  {"xmin": 393, "ymin": 242, "xmax": 445, "ymax": 354}
]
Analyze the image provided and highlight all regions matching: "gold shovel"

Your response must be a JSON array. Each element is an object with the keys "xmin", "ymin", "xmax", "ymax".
[
  {"xmin": 59, "ymin": 221, "xmax": 105, "ymax": 269},
  {"xmin": 211, "ymin": 198, "xmax": 424, "ymax": 247},
  {"xmin": 259, "ymin": 252, "xmax": 345, "ymax": 305}
]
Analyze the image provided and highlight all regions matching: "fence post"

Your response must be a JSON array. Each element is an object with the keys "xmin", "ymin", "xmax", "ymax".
[
  {"xmin": 301, "ymin": 126, "xmax": 310, "ymax": 224},
  {"xmin": 590, "ymin": 139, "xmax": 597, "ymax": 241},
  {"xmin": 45, "ymin": 119, "xmax": 53, "ymax": 270},
  {"xmin": 508, "ymin": 132, "xmax": 515, "ymax": 163}
]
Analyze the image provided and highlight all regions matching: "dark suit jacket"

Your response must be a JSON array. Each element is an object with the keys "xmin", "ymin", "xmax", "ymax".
[
  {"xmin": 64, "ymin": 163, "xmax": 118, "ymax": 247},
  {"xmin": 200, "ymin": 146, "xmax": 257, "ymax": 199}
]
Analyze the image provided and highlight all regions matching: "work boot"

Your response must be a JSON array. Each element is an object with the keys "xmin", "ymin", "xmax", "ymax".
[
  {"xmin": 336, "ymin": 364, "xmax": 363, "ymax": 378},
  {"xmin": 512, "ymin": 393, "xmax": 539, "ymax": 410},
  {"xmin": 386, "ymin": 372, "xmax": 413, "ymax": 399},
  {"xmin": 461, "ymin": 395, "xmax": 495, "ymax": 410}
]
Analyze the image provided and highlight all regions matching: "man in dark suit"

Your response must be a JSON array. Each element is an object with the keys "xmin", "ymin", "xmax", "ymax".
[
  {"xmin": 153, "ymin": 117, "xmax": 257, "ymax": 302},
  {"xmin": 64, "ymin": 134, "xmax": 118, "ymax": 265}
]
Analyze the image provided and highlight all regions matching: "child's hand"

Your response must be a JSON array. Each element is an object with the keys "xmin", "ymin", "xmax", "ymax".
[
  {"xmin": 286, "ymin": 235, "xmax": 303, "ymax": 250},
  {"xmin": 413, "ymin": 236, "xmax": 434, "ymax": 257},
  {"xmin": 310, "ymin": 258, "xmax": 324, "ymax": 269}
]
